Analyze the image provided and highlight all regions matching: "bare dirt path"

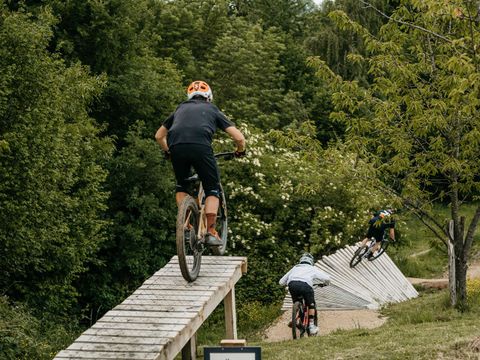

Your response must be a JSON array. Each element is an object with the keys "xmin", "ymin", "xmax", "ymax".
[
  {"xmin": 263, "ymin": 308, "xmax": 387, "ymax": 342},
  {"xmin": 262, "ymin": 261, "xmax": 480, "ymax": 342}
]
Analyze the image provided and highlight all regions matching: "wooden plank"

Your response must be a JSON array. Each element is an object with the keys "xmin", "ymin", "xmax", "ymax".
[
  {"xmin": 142, "ymin": 278, "xmax": 231, "ymax": 286},
  {"xmin": 139, "ymin": 284, "xmax": 220, "ymax": 291},
  {"xmin": 133, "ymin": 289, "xmax": 216, "ymax": 296},
  {"xmin": 67, "ymin": 342, "xmax": 163, "ymax": 352},
  {"xmin": 77, "ymin": 335, "xmax": 172, "ymax": 345},
  {"xmin": 224, "ymin": 288, "xmax": 237, "ymax": 339},
  {"xmin": 120, "ymin": 299, "xmax": 207, "ymax": 306},
  {"xmin": 56, "ymin": 350, "xmax": 157, "ymax": 359},
  {"xmin": 101, "ymin": 311, "xmax": 195, "ymax": 320},
  {"xmin": 92, "ymin": 322, "xmax": 186, "ymax": 331},
  {"xmin": 114, "ymin": 304, "xmax": 202, "ymax": 312},
  {"xmin": 83, "ymin": 328, "xmax": 177, "ymax": 338}
]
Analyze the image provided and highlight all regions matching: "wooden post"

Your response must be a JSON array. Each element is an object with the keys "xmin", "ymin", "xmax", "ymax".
[
  {"xmin": 224, "ymin": 288, "xmax": 237, "ymax": 339},
  {"xmin": 182, "ymin": 334, "xmax": 197, "ymax": 360},
  {"xmin": 448, "ymin": 220, "xmax": 457, "ymax": 306}
]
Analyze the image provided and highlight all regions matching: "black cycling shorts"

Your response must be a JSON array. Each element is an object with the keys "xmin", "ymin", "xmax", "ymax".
[
  {"xmin": 170, "ymin": 143, "xmax": 221, "ymax": 197},
  {"xmin": 288, "ymin": 281, "xmax": 315, "ymax": 308}
]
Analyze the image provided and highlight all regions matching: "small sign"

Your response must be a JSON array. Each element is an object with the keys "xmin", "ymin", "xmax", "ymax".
[{"xmin": 204, "ymin": 346, "xmax": 261, "ymax": 360}]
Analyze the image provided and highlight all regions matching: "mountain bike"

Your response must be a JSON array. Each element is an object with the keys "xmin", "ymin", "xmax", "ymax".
[
  {"xmin": 290, "ymin": 284, "xmax": 325, "ymax": 339},
  {"xmin": 176, "ymin": 152, "xmax": 234, "ymax": 282},
  {"xmin": 349, "ymin": 234, "xmax": 390, "ymax": 268}
]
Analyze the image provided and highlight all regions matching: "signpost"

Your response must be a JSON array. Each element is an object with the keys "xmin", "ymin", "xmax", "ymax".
[{"xmin": 203, "ymin": 347, "xmax": 261, "ymax": 360}]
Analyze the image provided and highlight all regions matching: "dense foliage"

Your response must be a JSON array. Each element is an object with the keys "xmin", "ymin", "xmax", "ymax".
[{"xmin": 3, "ymin": 0, "xmax": 475, "ymax": 357}]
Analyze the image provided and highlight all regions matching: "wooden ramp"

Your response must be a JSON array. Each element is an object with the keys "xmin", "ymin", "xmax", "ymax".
[
  {"xmin": 55, "ymin": 256, "xmax": 247, "ymax": 360},
  {"xmin": 282, "ymin": 245, "xmax": 418, "ymax": 311}
]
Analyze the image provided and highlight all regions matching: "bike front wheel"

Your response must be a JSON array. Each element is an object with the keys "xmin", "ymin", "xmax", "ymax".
[
  {"xmin": 292, "ymin": 301, "xmax": 305, "ymax": 339},
  {"xmin": 176, "ymin": 196, "xmax": 201, "ymax": 282},
  {"xmin": 349, "ymin": 245, "xmax": 368, "ymax": 268},
  {"xmin": 211, "ymin": 184, "xmax": 228, "ymax": 256}
]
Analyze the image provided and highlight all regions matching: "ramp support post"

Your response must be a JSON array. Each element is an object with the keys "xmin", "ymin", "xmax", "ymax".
[
  {"xmin": 224, "ymin": 287, "xmax": 237, "ymax": 339},
  {"xmin": 181, "ymin": 333, "xmax": 197, "ymax": 360}
]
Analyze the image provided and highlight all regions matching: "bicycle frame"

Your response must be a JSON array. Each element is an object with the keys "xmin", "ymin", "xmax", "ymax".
[
  {"xmin": 195, "ymin": 183, "xmax": 206, "ymax": 242},
  {"xmin": 292, "ymin": 299, "xmax": 317, "ymax": 339}
]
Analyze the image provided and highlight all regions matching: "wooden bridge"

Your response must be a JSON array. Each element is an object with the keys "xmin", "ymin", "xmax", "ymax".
[
  {"xmin": 54, "ymin": 256, "xmax": 247, "ymax": 360},
  {"xmin": 282, "ymin": 245, "xmax": 418, "ymax": 311}
]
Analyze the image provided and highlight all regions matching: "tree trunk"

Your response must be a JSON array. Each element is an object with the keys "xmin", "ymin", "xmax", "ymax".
[
  {"xmin": 450, "ymin": 187, "xmax": 468, "ymax": 309},
  {"xmin": 455, "ymin": 255, "xmax": 468, "ymax": 310}
]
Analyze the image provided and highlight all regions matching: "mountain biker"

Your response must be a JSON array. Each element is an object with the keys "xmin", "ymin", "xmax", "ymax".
[
  {"xmin": 155, "ymin": 80, "xmax": 246, "ymax": 246},
  {"xmin": 279, "ymin": 253, "xmax": 331, "ymax": 335},
  {"xmin": 359, "ymin": 209, "xmax": 396, "ymax": 257}
]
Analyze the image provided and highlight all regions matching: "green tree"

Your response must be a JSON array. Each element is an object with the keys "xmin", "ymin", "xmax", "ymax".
[
  {"xmin": 207, "ymin": 18, "xmax": 308, "ymax": 129},
  {"xmin": 304, "ymin": 0, "xmax": 398, "ymax": 82},
  {"xmin": 0, "ymin": 7, "xmax": 113, "ymax": 315},
  {"xmin": 312, "ymin": 0, "xmax": 480, "ymax": 309},
  {"xmin": 80, "ymin": 124, "xmax": 177, "ymax": 312},
  {"xmin": 230, "ymin": 0, "xmax": 315, "ymax": 35}
]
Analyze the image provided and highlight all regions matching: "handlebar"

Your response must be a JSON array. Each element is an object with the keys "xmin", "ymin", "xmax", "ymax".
[{"xmin": 215, "ymin": 152, "xmax": 235, "ymax": 160}]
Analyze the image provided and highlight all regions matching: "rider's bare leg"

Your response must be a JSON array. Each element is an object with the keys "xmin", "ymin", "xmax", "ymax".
[
  {"xmin": 371, "ymin": 241, "xmax": 381, "ymax": 254},
  {"xmin": 176, "ymin": 191, "xmax": 188, "ymax": 206},
  {"xmin": 360, "ymin": 237, "xmax": 369, "ymax": 246}
]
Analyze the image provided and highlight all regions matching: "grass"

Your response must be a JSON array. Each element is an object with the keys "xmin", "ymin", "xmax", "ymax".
[{"xmin": 258, "ymin": 289, "xmax": 480, "ymax": 359}]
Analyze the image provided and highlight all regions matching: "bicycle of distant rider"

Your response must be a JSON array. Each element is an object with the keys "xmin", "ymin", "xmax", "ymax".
[
  {"xmin": 349, "ymin": 233, "xmax": 390, "ymax": 268},
  {"xmin": 291, "ymin": 284, "xmax": 324, "ymax": 339},
  {"xmin": 176, "ymin": 152, "xmax": 234, "ymax": 282}
]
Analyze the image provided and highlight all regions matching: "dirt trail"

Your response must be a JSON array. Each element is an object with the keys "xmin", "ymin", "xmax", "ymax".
[
  {"xmin": 263, "ymin": 308, "xmax": 387, "ymax": 343},
  {"xmin": 262, "ymin": 261, "xmax": 480, "ymax": 342}
]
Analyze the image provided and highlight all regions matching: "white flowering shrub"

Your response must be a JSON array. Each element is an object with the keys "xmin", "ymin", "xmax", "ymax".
[{"xmin": 214, "ymin": 123, "xmax": 389, "ymax": 303}]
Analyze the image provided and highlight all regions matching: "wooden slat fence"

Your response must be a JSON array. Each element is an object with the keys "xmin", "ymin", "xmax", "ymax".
[{"xmin": 282, "ymin": 245, "xmax": 418, "ymax": 311}]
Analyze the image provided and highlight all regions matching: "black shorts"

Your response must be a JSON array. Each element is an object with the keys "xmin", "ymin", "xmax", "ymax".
[
  {"xmin": 170, "ymin": 143, "xmax": 221, "ymax": 197},
  {"xmin": 288, "ymin": 281, "xmax": 315, "ymax": 307}
]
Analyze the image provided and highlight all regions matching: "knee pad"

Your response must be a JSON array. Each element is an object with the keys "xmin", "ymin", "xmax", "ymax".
[
  {"xmin": 204, "ymin": 188, "xmax": 221, "ymax": 199},
  {"xmin": 309, "ymin": 303, "xmax": 316, "ymax": 310}
]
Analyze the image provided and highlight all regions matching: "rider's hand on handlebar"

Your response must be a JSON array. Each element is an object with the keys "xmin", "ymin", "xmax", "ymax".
[
  {"xmin": 234, "ymin": 149, "xmax": 246, "ymax": 158},
  {"xmin": 163, "ymin": 150, "xmax": 171, "ymax": 160}
]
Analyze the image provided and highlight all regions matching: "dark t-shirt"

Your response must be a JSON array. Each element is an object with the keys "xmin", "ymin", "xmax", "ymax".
[
  {"xmin": 366, "ymin": 214, "xmax": 395, "ymax": 241},
  {"xmin": 163, "ymin": 99, "xmax": 234, "ymax": 148}
]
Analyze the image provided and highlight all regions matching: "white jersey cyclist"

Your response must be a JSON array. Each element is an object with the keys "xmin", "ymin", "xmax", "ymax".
[
  {"xmin": 279, "ymin": 253, "xmax": 331, "ymax": 336},
  {"xmin": 279, "ymin": 262, "xmax": 331, "ymax": 288}
]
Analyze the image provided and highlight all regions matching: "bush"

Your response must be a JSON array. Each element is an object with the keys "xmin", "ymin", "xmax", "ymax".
[{"xmin": 0, "ymin": 296, "xmax": 77, "ymax": 360}]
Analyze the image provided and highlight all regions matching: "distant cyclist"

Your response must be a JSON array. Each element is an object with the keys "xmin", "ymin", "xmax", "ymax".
[
  {"xmin": 279, "ymin": 253, "xmax": 331, "ymax": 335},
  {"xmin": 155, "ymin": 80, "xmax": 246, "ymax": 246},
  {"xmin": 359, "ymin": 209, "xmax": 396, "ymax": 257}
]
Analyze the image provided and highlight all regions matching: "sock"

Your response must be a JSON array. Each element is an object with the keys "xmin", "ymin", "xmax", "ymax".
[
  {"xmin": 206, "ymin": 213, "xmax": 217, "ymax": 233},
  {"xmin": 309, "ymin": 315, "xmax": 315, "ymax": 326}
]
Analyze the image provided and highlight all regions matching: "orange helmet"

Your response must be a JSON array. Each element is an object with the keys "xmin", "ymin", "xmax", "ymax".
[{"xmin": 187, "ymin": 80, "xmax": 213, "ymax": 102}]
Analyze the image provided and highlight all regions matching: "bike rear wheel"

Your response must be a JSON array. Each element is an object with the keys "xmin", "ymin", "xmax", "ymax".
[
  {"xmin": 211, "ymin": 184, "xmax": 228, "ymax": 256},
  {"xmin": 292, "ymin": 301, "xmax": 305, "ymax": 339},
  {"xmin": 176, "ymin": 196, "xmax": 201, "ymax": 282},
  {"xmin": 349, "ymin": 245, "xmax": 368, "ymax": 268}
]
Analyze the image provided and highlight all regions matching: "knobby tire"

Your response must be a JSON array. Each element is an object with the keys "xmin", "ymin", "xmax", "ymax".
[
  {"xmin": 176, "ymin": 196, "xmax": 201, "ymax": 282},
  {"xmin": 349, "ymin": 245, "xmax": 368, "ymax": 268},
  {"xmin": 292, "ymin": 301, "xmax": 304, "ymax": 339}
]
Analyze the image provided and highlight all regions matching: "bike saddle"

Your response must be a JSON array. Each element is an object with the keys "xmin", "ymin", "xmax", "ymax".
[{"xmin": 184, "ymin": 174, "xmax": 199, "ymax": 182}]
